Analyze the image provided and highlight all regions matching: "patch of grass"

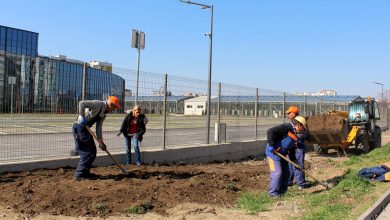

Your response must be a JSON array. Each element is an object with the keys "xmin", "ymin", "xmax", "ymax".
[
  {"xmin": 301, "ymin": 170, "xmax": 374, "ymax": 220},
  {"xmin": 344, "ymin": 145, "xmax": 390, "ymax": 168},
  {"xmin": 92, "ymin": 202, "xmax": 109, "ymax": 214},
  {"xmin": 236, "ymin": 143, "xmax": 390, "ymax": 219},
  {"xmin": 301, "ymin": 203, "xmax": 351, "ymax": 220},
  {"xmin": 225, "ymin": 183, "xmax": 239, "ymax": 192},
  {"xmin": 237, "ymin": 192, "xmax": 272, "ymax": 214},
  {"xmin": 125, "ymin": 201, "xmax": 153, "ymax": 214},
  {"xmin": 126, "ymin": 205, "xmax": 146, "ymax": 214},
  {"xmin": 299, "ymin": 144, "xmax": 390, "ymax": 220}
]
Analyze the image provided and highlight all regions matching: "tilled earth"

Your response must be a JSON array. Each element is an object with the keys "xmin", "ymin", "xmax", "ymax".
[
  {"xmin": 1, "ymin": 129, "xmax": 389, "ymax": 219},
  {"xmin": 0, "ymin": 160, "xmax": 269, "ymax": 218}
]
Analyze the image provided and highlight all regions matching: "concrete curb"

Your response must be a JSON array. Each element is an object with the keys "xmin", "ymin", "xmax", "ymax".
[
  {"xmin": 358, "ymin": 188, "xmax": 390, "ymax": 220},
  {"xmin": 0, "ymin": 140, "xmax": 268, "ymax": 174}
]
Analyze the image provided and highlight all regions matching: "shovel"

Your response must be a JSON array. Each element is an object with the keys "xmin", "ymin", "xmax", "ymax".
[
  {"xmin": 274, "ymin": 151, "xmax": 329, "ymax": 189},
  {"xmin": 85, "ymin": 126, "xmax": 128, "ymax": 174}
]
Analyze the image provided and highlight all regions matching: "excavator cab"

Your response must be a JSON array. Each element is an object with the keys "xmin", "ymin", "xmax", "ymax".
[
  {"xmin": 307, "ymin": 96, "xmax": 382, "ymax": 155},
  {"xmin": 347, "ymin": 97, "xmax": 381, "ymax": 153},
  {"xmin": 348, "ymin": 101, "xmax": 368, "ymax": 123}
]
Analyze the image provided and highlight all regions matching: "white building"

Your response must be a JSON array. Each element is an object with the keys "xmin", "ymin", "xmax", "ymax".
[
  {"xmin": 293, "ymin": 89, "xmax": 337, "ymax": 96},
  {"xmin": 184, "ymin": 96, "xmax": 217, "ymax": 115},
  {"xmin": 313, "ymin": 90, "xmax": 337, "ymax": 96},
  {"xmin": 89, "ymin": 61, "xmax": 112, "ymax": 73}
]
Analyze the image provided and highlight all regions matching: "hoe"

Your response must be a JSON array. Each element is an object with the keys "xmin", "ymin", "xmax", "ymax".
[
  {"xmin": 85, "ymin": 126, "xmax": 129, "ymax": 175},
  {"xmin": 274, "ymin": 151, "xmax": 329, "ymax": 189}
]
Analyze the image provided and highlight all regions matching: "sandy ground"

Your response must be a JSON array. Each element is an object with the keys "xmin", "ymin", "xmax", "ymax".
[{"xmin": 1, "ymin": 130, "xmax": 389, "ymax": 220}]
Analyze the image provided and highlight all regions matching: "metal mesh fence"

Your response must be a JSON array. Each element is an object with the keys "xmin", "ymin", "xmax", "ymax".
[{"xmin": 0, "ymin": 67, "xmax": 384, "ymax": 163}]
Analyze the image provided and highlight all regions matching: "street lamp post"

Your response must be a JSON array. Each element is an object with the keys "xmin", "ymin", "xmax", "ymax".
[
  {"xmin": 179, "ymin": 0, "xmax": 214, "ymax": 144},
  {"xmin": 373, "ymin": 82, "xmax": 384, "ymax": 116}
]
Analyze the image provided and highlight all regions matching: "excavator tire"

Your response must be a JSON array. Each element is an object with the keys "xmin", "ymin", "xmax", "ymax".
[
  {"xmin": 370, "ymin": 126, "xmax": 382, "ymax": 149},
  {"xmin": 354, "ymin": 132, "xmax": 370, "ymax": 154}
]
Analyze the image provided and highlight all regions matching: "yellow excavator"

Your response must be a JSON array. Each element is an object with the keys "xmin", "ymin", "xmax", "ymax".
[{"xmin": 307, "ymin": 97, "xmax": 382, "ymax": 155}]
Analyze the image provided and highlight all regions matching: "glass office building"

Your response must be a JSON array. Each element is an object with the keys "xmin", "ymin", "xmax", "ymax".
[{"xmin": 0, "ymin": 25, "xmax": 124, "ymax": 113}]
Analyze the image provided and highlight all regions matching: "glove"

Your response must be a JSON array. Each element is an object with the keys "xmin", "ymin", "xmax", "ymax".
[
  {"xmin": 79, "ymin": 116, "xmax": 87, "ymax": 127},
  {"xmin": 98, "ymin": 142, "xmax": 107, "ymax": 151}
]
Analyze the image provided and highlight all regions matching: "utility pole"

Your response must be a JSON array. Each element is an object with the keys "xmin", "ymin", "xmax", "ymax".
[{"xmin": 8, "ymin": 76, "xmax": 16, "ymax": 114}]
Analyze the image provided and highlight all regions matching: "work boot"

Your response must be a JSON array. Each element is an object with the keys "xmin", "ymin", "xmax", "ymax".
[
  {"xmin": 297, "ymin": 184, "xmax": 308, "ymax": 190},
  {"xmin": 86, "ymin": 173, "xmax": 100, "ymax": 179},
  {"xmin": 74, "ymin": 175, "xmax": 84, "ymax": 181},
  {"xmin": 74, "ymin": 173, "xmax": 99, "ymax": 181},
  {"xmin": 270, "ymin": 194, "xmax": 281, "ymax": 199}
]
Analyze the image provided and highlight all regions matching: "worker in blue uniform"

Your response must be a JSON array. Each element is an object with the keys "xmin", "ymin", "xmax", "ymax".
[
  {"xmin": 72, "ymin": 96, "xmax": 121, "ymax": 181},
  {"xmin": 265, "ymin": 116, "xmax": 307, "ymax": 197},
  {"xmin": 285, "ymin": 106, "xmax": 310, "ymax": 189}
]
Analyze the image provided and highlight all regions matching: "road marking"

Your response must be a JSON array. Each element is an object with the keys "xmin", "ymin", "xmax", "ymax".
[{"xmin": 8, "ymin": 124, "xmax": 56, "ymax": 133}]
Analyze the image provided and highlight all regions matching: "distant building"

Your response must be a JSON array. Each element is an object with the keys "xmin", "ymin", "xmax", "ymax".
[
  {"xmin": 0, "ymin": 25, "xmax": 124, "ymax": 113},
  {"xmin": 152, "ymin": 86, "xmax": 172, "ymax": 96},
  {"xmin": 89, "ymin": 60, "xmax": 112, "ymax": 73},
  {"xmin": 184, "ymin": 95, "xmax": 217, "ymax": 115},
  {"xmin": 314, "ymin": 90, "xmax": 337, "ymax": 96},
  {"xmin": 293, "ymin": 89, "xmax": 337, "ymax": 96},
  {"xmin": 125, "ymin": 89, "xmax": 132, "ymax": 97},
  {"xmin": 51, "ymin": 55, "xmax": 84, "ymax": 65}
]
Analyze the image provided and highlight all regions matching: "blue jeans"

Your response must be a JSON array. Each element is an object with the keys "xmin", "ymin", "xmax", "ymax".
[{"xmin": 124, "ymin": 136, "xmax": 141, "ymax": 165}]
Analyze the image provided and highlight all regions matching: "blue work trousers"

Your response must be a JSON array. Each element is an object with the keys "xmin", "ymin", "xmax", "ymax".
[
  {"xmin": 266, "ymin": 145, "xmax": 290, "ymax": 197},
  {"xmin": 124, "ymin": 136, "xmax": 141, "ymax": 165},
  {"xmin": 72, "ymin": 123, "xmax": 97, "ymax": 177},
  {"xmin": 288, "ymin": 145, "xmax": 306, "ymax": 187}
]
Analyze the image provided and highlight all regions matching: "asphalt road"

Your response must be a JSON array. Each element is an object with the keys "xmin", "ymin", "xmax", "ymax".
[{"xmin": 0, "ymin": 125, "xmax": 273, "ymax": 162}]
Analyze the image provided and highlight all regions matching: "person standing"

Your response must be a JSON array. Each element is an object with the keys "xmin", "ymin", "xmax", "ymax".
[
  {"xmin": 285, "ymin": 106, "xmax": 310, "ymax": 189},
  {"xmin": 72, "ymin": 96, "xmax": 121, "ymax": 181},
  {"xmin": 265, "ymin": 116, "xmax": 307, "ymax": 197},
  {"xmin": 285, "ymin": 106, "xmax": 299, "ymax": 120},
  {"xmin": 118, "ymin": 106, "xmax": 148, "ymax": 165}
]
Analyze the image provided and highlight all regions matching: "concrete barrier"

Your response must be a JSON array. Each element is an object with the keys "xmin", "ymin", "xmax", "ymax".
[
  {"xmin": 0, "ymin": 140, "xmax": 267, "ymax": 174},
  {"xmin": 358, "ymin": 188, "xmax": 390, "ymax": 220}
]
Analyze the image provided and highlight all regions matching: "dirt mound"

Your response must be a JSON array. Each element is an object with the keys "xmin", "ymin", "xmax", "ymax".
[
  {"xmin": 0, "ymin": 161, "xmax": 269, "ymax": 218},
  {"xmin": 306, "ymin": 114, "xmax": 349, "ymax": 144}
]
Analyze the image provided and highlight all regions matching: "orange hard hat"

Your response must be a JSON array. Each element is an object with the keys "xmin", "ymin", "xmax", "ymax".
[
  {"xmin": 285, "ymin": 106, "xmax": 299, "ymax": 114},
  {"xmin": 107, "ymin": 96, "xmax": 121, "ymax": 109}
]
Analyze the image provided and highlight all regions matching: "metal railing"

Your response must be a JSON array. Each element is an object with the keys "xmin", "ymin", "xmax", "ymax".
[{"xmin": 0, "ymin": 67, "xmax": 387, "ymax": 163}]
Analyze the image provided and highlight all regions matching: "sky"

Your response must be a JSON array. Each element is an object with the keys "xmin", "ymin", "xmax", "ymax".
[{"xmin": 1, "ymin": 0, "xmax": 389, "ymax": 98}]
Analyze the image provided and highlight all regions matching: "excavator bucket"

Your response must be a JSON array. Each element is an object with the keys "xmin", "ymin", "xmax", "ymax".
[{"xmin": 306, "ymin": 113, "xmax": 349, "ymax": 145}]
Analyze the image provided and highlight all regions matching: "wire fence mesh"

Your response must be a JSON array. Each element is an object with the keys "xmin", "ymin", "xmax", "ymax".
[{"xmin": 0, "ymin": 67, "xmax": 388, "ymax": 163}]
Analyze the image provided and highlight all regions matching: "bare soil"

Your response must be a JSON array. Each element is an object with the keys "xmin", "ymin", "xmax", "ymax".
[
  {"xmin": 1, "ymin": 130, "xmax": 389, "ymax": 220},
  {"xmin": 0, "ymin": 160, "xmax": 269, "ymax": 219}
]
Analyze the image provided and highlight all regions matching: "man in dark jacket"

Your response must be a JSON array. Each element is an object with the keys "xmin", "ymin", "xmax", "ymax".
[
  {"xmin": 118, "ymin": 105, "xmax": 148, "ymax": 165},
  {"xmin": 265, "ymin": 116, "xmax": 307, "ymax": 197}
]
